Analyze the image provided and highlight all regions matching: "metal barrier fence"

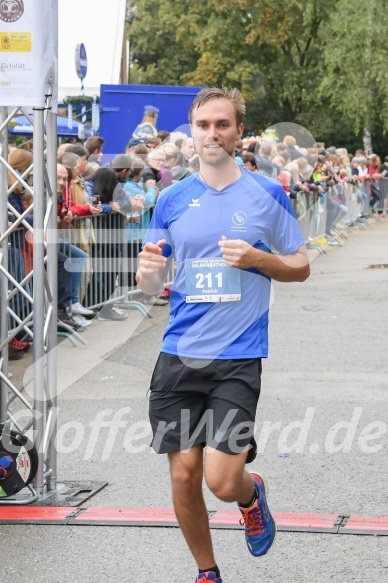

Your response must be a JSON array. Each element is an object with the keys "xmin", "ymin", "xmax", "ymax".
[
  {"xmin": 11, "ymin": 177, "xmax": 385, "ymax": 330},
  {"xmin": 289, "ymin": 177, "xmax": 387, "ymax": 251},
  {"xmin": 292, "ymin": 191, "xmax": 327, "ymax": 245},
  {"xmin": 58, "ymin": 211, "xmax": 175, "ymax": 313},
  {"xmin": 7, "ymin": 174, "xmax": 385, "ymax": 338},
  {"xmin": 369, "ymin": 177, "xmax": 388, "ymax": 213},
  {"xmin": 2, "ymin": 225, "xmax": 35, "ymax": 340},
  {"xmin": 4, "ymin": 207, "xmax": 177, "ymax": 344}
]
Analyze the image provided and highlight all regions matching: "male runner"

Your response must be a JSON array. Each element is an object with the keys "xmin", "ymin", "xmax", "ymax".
[{"xmin": 136, "ymin": 87, "xmax": 310, "ymax": 583}]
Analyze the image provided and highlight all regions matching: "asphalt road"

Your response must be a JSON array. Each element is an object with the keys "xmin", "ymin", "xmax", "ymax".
[{"xmin": 2, "ymin": 217, "xmax": 388, "ymax": 582}]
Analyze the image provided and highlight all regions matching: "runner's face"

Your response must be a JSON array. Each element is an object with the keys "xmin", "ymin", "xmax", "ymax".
[{"xmin": 191, "ymin": 99, "xmax": 243, "ymax": 166}]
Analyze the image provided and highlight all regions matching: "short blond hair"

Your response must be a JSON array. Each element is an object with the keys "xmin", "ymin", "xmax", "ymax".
[
  {"xmin": 162, "ymin": 143, "xmax": 180, "ymax": 161},
  {"xmin": 189, "ymin": 87, "xmax": 246, "ymax": 125},
  {"xmin": 283, "ymin": 135, "xmax": 296, "ymax": 147}
]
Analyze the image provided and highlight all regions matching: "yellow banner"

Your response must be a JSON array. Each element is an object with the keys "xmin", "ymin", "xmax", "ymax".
[{"xmin": 0, "ymin": 32, "xmax": 31, "ymax": 52}]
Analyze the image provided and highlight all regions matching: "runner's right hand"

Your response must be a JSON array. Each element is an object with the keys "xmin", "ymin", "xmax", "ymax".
[{"xmin": 138, "ymin": 239, "xmax": 167, "ymax": 275}]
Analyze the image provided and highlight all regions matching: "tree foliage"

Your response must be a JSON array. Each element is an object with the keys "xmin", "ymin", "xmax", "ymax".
[
  {"xmin": 127, "ymin": 0, "xmax": 388, "ymax": 150},
  {"xmin": 321, "ymin": 0, "xmax": 388, "ymax": 142}
]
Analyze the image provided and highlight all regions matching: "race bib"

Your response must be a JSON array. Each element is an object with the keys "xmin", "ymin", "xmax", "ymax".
[{"xmin": 185, "ymin": 258, "xmax": 241, "ymax": 303}]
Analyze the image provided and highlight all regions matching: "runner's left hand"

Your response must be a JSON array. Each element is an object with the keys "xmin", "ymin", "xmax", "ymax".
[{"xmin": 218, "ymin": 236, "xmax": 257, "ymax": 269}]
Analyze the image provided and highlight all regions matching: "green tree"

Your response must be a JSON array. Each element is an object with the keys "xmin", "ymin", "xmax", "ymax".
[
  {"xmin": 127, "ymin": 0, "xmax": 388, "ymax": 151},
  {"xmin": 128, "ymin": 1, "xmax": 337, "ymax": 129},
  {"xmin": 320, "ymin": 0, "xmax": 388, "ymax": 153},
  {"xmin": 127, "ymin": 0, "xmax": 199, "ymax": 85}
]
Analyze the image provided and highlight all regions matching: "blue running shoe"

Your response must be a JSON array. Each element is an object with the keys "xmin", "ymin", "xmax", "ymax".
[
  {"xmin": 238, "ymin": 472, "xmax": 276, "ymax": 557},
  {"xmin": 195, "ymin": 572, "xmax": 222, "ymax": 582}
]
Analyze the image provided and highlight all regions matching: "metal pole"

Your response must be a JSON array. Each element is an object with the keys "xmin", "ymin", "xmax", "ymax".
[
  {"xmin": 45, "ymin": 110, "xmax": 58, "ymax": 490},
  {"xmin": 81, "ymin": 77, "xmax": 86, "ymax": 124},
  {"xmin": 0, "ymin": 107, "xmax": 9, "ymax": 427},
  {"xmin": 32, "ymin": 107, "xmax": 46, "ymax": 495},
  {"xmin": 121, "ymin": 213, "xmax": 129, "ymax": 302},
  {"xmin": 80, "ymin": 76, "xmax": 86, "ymax": 139}
]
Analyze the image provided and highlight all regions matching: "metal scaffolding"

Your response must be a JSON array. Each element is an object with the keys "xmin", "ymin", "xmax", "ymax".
[
  {"xmin": 0, "ymin": 102, "xmax": 58, "ymax": 502},
  {"xmin": 0, "ymin": 0, "xmax": 61, "ymax": 502}
]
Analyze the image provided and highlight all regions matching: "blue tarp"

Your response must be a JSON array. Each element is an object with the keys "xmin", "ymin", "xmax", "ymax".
[
  {"xmin": 99, "ymin": 84, "xmax": 204, "ymax": 154},
  {"xmin": 8, "ymin": 115, "xmax": 95, "ymax": 138}
]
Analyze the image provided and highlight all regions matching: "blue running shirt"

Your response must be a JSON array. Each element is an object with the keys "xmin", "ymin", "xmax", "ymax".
[{"xmin": 143, "ymin": 168, "xmax": 305, "ymax": 360}]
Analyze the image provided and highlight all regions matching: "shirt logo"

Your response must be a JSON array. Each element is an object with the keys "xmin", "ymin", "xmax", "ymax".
[
  {"xmin": 232, "ymin": 211, "xmax": 247, "ymax": 226},
  {"xmin": 189, "ymin": 198, "xmax": 201, "ymax": 207}
]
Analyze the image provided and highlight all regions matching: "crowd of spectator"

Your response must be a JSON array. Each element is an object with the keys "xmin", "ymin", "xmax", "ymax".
[
  {"xmin": 3, "ymin": 130, "xmax": 388, "ymax": 360},
  {"xmin": 240, "ymin": 137, "xmax": 388, "ymax": 233}
]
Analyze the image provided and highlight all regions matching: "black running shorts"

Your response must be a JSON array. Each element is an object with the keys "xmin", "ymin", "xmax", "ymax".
[{"xmin": 148, "ymin": 352, "xmax": 261, "ymax": 462}]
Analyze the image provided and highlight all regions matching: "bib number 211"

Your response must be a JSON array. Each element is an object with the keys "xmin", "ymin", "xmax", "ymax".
[
  {"xmin": 196, "ymin": 272, "xmax": 223, "ymax": 289},
  {"xmin": 185, "ymin": 257, "xmax": 241, "ymax": 303}
]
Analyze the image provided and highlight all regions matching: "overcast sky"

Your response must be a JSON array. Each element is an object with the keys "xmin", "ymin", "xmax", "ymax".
[{"xmin": 58, "ymin": 0, "xmax": 126, "ymax": 99}]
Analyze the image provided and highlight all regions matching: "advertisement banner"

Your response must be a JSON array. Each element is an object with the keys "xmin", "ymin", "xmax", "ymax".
[{"xmin": 0, "ymin": 0, "xmax": 58, "ymax": 108}]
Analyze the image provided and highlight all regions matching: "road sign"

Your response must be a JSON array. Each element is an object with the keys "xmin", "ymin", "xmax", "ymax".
[{"xmin": 75, "ymin": 42, "xmax": 87, "ymax": 79}]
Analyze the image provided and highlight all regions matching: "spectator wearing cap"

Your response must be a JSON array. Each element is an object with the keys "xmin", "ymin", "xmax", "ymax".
[
  {"xmin": 126, "ymin": 137, "xmax": 145, "ymax": 155},
  {"xmin": 111, "ymin": 154, "xmax": 132, "ymax": 183},
  {"xmin": 110, "ymin": 154, "xmax": 145, "ymax": 214}
]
